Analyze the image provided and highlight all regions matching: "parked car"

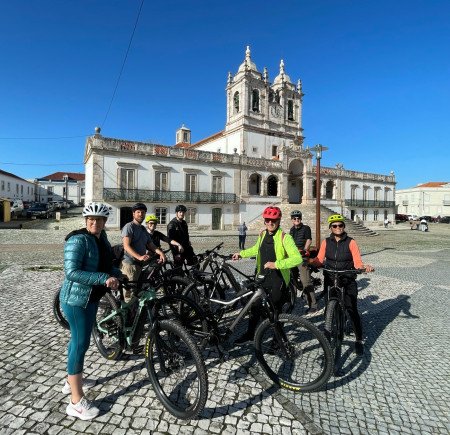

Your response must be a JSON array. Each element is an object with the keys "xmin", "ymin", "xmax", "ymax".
[
  {"xmin": 419, "ymin": 216, "xmax": 433, "ymax": 222},
  {"xmin": 439, "ymin": 216, "xmax": 450, "ymax": 224},
  {"xmin": 395, "ymin": 213, "xmax": 409, "ymax": 222},
  {"xmin": 26, "ymin": 203, "xmax": 54, "ymax": 219},
  {"xmin": 407, "ymin": 214, "xmax": 419, "ymax": 221},
  {"xmin": 10, "ymin": 200, "xmax": 24, "ymax": 215}
]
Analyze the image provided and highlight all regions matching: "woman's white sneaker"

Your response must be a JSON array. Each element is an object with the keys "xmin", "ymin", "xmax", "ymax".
[
  {"xmin": 66, "ymin": 397, "xmax": 100, "ymax": 420},
  {"xmin": 62, "ymin": 378, "xmax": 96, "ymax": 394}
]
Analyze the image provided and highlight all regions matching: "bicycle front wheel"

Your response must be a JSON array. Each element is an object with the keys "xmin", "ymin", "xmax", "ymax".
[
  {"xmin": 145, "ymin": 319, "xmax": 208, "ymax": 420},
  {"xmin": 324, "ymin": 299, "xmax": 343, "ymax": 369},
  {"xmin": 255, "ymin": 314, "xmax": 333, "ymax": 392}
]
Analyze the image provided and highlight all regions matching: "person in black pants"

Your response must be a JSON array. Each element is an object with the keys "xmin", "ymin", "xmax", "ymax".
[{"xmin": 167, "ymin": 204, "xmax": 196, "ymax": 267}]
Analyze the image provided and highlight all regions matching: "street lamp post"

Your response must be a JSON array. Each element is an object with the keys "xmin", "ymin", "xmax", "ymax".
[{"xmin": 314, "ymin": 144, "xmax": 323, "ymax": 249}]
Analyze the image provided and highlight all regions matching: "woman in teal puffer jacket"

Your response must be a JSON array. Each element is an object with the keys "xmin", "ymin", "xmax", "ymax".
[{"xmin": 60, "ymin": 202, "xmax": 121, "ymax": 420}]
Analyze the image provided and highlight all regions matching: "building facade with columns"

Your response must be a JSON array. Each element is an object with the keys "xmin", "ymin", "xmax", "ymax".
[{"xmin": 84, "ymin": 47, "xmax": 396, "ymax": 229}]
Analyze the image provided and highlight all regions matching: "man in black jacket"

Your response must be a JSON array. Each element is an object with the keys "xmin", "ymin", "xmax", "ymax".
[
  {"xmin": 289, "ymin": 210, "xmax": 317, "ymax": 313},
  {"xmin": 167, "ymin": 204, "xmax": 196, "ymax": 266}
]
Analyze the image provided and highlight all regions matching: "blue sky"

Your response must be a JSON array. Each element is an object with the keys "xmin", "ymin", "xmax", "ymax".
[{"xmin": 0, "ymin": 0, "xmax": 449, "ymax": 189}]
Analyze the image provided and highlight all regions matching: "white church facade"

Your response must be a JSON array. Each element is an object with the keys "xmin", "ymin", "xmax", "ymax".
[{"xmin": 84, "ymin": 47, "xmax": 396, "ymax": 229}]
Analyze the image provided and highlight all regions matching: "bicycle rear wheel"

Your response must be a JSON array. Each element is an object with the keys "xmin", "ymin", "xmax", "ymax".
[
  {"xmin": 324, "ymin": 299, "xmax": 344, "ymax": 370},
  {"xmin": 254, "ymin": 314, "xmax": 333, "ymax": 392},
  {"xmin": 52, "ymin": 288, "xmax": 69, "ymax": 330},
  {"xmin": 92, "ymin": 293, "xmax": 125, "ymax": 360},
  {"xmin": 145, "ymin": 319, "xmax": 208, "ymax": 420}
]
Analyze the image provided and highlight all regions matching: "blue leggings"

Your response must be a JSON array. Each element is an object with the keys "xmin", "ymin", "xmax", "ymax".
[{"xmin": 61, "ymin": 302, "xmax": 98, "ymax": 375}]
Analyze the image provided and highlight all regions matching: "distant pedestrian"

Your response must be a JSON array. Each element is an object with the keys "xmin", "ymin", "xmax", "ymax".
[
  {"xmin": 238, "ymin": 221, "xmax": 248, "ymax": 250},
  {"xmin": 384, "ymin": 218, "xmax": 389, "ymax": 228}
]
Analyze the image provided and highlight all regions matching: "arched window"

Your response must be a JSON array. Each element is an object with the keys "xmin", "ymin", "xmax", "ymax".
[
  {"xmin": 275, "ymin": 90, "xmax": 281, "ymax": 104},
  {"xmin": 287, "ymin": 100, "xmax": 294, "ymax": 120},
  {"xmin": 267, "ymin": 175, "xmax": 278, "ymax": 196},
  {"xmin": 233, "ymin": 92, "xmax": 240, "ymax": 113},
  {"xmin": 252, "ymin": 89, "xmax": 260, "ymax": 112}
]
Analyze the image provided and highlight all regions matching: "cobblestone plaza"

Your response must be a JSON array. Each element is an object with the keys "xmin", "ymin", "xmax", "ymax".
[{"xmin": 0, "ymin": 215, "xmax": 449, "ymax": 434}]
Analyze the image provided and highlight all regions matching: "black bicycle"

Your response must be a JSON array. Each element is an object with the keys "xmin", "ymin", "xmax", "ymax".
[
  {"xmin": 181, "ymin": 273, "xmax": 333, "ymax": 392},
  {"xmin": 323, "ymin": 268, "xmax": 365, "ymax": 372},
  {"xmin": 92, "ymin": 278, "xmax": 208, "ymax": 420}
]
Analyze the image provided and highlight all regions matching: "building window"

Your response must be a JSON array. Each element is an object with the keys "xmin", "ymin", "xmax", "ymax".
[
  {"xmin": 362, "ymin": 210, "xmax": 368, "ymax": 220},
  {"xmin": 16, "ymin": 184, "xmax": 19, "ymax": 194},
  {"xmin": 155, "ymin": 171, "xmax": 168, "ymax": 191},
  {"xmin": 233, "ymin": 91, "xmax": 239, "ymax": 113},
  {"xmin": 1, "ymin": 181, "xmax": 4, "ymax": 191},
  {"xmin": 119, "ymin": 168, "xmax": 135, "ymax": 190},
  {"xmin": 81, "ymin": 187, "xmax": 85, "ymax": 196},
  {"xmin": 20, "ymin": 185, "xmax": 23, "ymax": 195},
  {"xmin": 374, "ymin": 210, "xmax": 379, "ymax": 221},
  {"xmin": 155, "ymin": 207, "xmax": 167, "ymax": 225},
  {"xmin": 185, "ymin": 174, "xmax": 197, "ymax": 193},
  {"xmin": 186, "ymin": 208, "xmax": 197, "ymax": 224},
  {"xmin": 252, "ymin": 89, "xmax": 260, "ymax": 112},
  {"xmin": 7, "ymin": 182, "xmax": 10, "ymax": 191},
  {"xmin": 48, "ymin": 186, "xmax": 54, "ymax": 194},
  {"xmin": 212, "ymin": 176, "xmax": 222, "ymax": 194},
  {"xmin": 287, "ymin": 100, "xmax": 294, "ymax": 120},
  {"xmin": 272, "ymin": 145, "xmax": 278, "ymax": 157}
]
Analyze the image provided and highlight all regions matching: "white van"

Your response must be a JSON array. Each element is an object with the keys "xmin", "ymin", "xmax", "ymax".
[{"xmin": 10, "ymin": 200, "xmax": 24, "ymax": 214}]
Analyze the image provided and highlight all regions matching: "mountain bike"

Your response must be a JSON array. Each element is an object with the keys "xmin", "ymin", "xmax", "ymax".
[
  {"xmin": 181, "ymin": 273, "xmax": 333, "ymax": 392},
  {"xmin": 322, "ymin": 268, "xmax": 365, "ymax": 373},
  {"xmin": 92, "ymin": 278, "xmax": 208, "ymax": 420}
]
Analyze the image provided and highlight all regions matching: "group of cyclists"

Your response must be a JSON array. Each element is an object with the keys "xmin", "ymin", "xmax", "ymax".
[{"xmin": 60, "ymin": 201, "xmax": 373, "ymax": 420}]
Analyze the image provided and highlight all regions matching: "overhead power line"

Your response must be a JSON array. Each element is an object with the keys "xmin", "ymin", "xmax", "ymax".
[
  {"xmin": 101, "ymin": 0, "xmax": 145, "ymax": 128},
  {"xmin": 1, "ymin": 0, "xmax": 146, "ymax": 141}
]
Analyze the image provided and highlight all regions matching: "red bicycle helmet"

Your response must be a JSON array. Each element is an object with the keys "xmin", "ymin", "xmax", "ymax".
[{"xmin": 262, "ymin": 206, "xmax": 282, "ymax": 220}]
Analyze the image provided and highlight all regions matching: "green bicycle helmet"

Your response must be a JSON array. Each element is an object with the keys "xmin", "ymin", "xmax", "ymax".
[
  {"xmin": 328, "ymin": 214, "xmax": 345, "ymax": 227},
  {"xmin": 145, "ymin": 214, "xmax": 159, "ymax": 223}
]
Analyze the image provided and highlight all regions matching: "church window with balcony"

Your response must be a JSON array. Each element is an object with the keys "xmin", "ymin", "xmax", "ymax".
[{"xmin": 155, "ymin": 171, "xmax": 168, "ymax": 191}]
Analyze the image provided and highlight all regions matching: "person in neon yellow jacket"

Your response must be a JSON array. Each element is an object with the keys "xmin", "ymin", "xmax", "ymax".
[{"xmin": 232, "ymin": 206, "xmax": 301, "ymax": 343}]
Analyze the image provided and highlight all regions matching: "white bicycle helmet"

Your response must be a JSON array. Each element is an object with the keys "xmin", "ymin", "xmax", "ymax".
[{"xmin": 82, "ymin": 202, "xmax": 110, "ymax": 218}]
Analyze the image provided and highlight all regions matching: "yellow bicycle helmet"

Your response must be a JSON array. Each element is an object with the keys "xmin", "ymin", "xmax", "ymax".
[
  {"xmin": 328, "ymin": 214, "xmax": 345, "ymax": 227},
  {"xmin": 145, "ymin": 214, "xmax": 159, "ymax": 223}
]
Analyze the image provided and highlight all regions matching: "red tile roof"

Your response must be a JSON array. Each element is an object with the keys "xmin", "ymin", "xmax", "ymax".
[
  {"xmin": 175, "ymin": 131, "xmax": 224, "ymax": 149},
  {"xmin": 38, "ymin": 172, "xmax": 85, "ymax": 181},
  {"xmin": 416, "ymin": 182, "xmax": 449, "ymax": 188}
]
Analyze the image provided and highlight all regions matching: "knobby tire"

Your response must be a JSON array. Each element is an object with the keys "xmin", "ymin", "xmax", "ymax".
[
  {"xmin": 145, "ymin": 319, "xmax": 208, "ymax": 420},
  {"xmin": 254, "ymin": 313, "xmax": 333, "ymax": 392}
]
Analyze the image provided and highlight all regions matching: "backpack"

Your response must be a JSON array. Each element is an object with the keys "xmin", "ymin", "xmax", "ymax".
[{"xmin": 111, "ymin": 244, "xmax": 124, "ymax": 267}]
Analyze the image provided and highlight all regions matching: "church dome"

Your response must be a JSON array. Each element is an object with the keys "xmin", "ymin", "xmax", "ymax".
[
  {"xmin": 273, "ymin": 59, "xmax": 292, "ymax": 85},
  {"xmin": 237, "ymin": 46, "xmax": 259, "ymax": 73}
]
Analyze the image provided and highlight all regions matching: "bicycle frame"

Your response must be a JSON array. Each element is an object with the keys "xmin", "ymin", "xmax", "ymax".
[{"xmin": 96, "ymin": 286, "xmax": 157, "ymax": 350}]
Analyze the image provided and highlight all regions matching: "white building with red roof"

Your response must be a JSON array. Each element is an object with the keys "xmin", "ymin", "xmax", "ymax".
[{"xmin": 396, "ymin": 182, "xmax": 450, "ymax": 219}]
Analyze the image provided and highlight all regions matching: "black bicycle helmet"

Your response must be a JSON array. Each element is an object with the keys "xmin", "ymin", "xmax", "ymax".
[
  {"xmin": 291, "ymin": 210, "xmax": 302, "ymax": 219},
  {"xmin": 175, "ymin": 204, "xmax": 187, "ymax": 213},
  {"xmin": 132, "ymin": 202, "xmax": 147, "ymax": 212}
]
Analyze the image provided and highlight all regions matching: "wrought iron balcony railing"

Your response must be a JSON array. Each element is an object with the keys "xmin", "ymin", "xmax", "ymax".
[
  {"xmin": 103, "ymin": 188, "xmax": 238, "ymax": 204},
  {"xmin": 345, "ymin": 199, "xmax": 396, "ymax": 208}
]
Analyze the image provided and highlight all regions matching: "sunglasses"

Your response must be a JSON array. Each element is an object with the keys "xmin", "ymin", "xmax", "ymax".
[
  {"xmin": 264, "ymin": 218, "xmax": 279, "ymax": 224},
  {"xmin": 331, "ymin": 224, "xmax": 344, "ymax": 228}
]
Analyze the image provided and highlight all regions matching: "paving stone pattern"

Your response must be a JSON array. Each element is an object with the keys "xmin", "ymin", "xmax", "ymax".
[{"xmin": 0, "ymin": 216, "xmax": 449, "ymax": 434}]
